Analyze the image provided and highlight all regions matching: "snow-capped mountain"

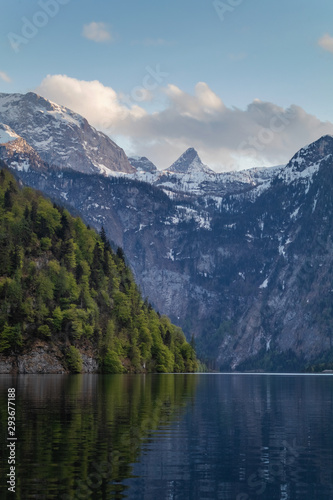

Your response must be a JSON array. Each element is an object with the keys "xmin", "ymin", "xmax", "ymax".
[
  {"xmin": 2, "ymin": 90, "xmax": 333, "ymax": 371},
  {"xmin": 130, "ymin": 147, "xmax": 283, "ymax": 201},
  {"xmin": 0, "ymin": 90, "xmax": 282, "ymax": 201},
  {"xmin": 0, "ymin": 123, "xmax": 47, "ymax": 173},
  {"xmin": 0, "ymin": 92, "xmax": 134, "ymax": 175},
  {"xmin": 166, "ymin": 147, "xmax": 214, "ymax": 175}
]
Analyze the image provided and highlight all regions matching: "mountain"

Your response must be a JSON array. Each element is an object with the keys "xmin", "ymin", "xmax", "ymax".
[
  {"xmin": 129, "ymin": 156, "xmax": 158, "ymax": 173},
  {"xmin": 0, "ymin": 92, "xmax": 134, "ymax": 174},
  {"xmin": 132, "ymin": 147, "xmax": 282, "ymax": 200},
  {"xmin": 0, "ymin": 123, "xmax": 20, "ymax": 144},
  {"xmin": 0, "ymin": 123, "xmax": 47, "ymax": 173},
  {"xmin": 2, "ymin": 91, "xmax": 333, "ymax": 371},
  {"xmin": 0, "ymin": 166, "xmax": 198, "ymax": 374},
  {"xmin": 166, "ymin": 147, "xmax": 214, "ymax": 174}
]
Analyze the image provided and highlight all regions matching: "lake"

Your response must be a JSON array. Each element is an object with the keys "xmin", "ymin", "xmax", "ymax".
[{"xmin": 1, "ymin": 373, "xmax": 333, "ymax": 499}]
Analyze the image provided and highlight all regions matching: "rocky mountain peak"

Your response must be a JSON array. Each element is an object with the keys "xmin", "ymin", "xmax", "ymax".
[
  {"xmin": 0, "ymin": 123, "xmax": 46, "ymax": 172},
  {"xmin": 287, "ymin": 135, "xmax": 333, "ymax": 172},
  {"xmin": 166, "ymin": 148, "xmax": 214, "ymax": 174},
  {"xmin": 129, "ymin": 156, "xmax": 158, "ymax": 173},
  {"xmin": 0, "ymin": 91, "xmax": 134, "ymax": 175}
]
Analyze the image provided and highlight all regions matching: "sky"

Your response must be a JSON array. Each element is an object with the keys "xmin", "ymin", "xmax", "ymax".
[{"xmin": 1, "ymin": 0, "xmax": 333, "ymax": 171}]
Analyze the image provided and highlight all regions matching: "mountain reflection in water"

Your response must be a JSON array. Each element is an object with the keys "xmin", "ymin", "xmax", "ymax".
[{"xmin": 0, "ymin": 374, "xmax": 333, "ymax": 499}]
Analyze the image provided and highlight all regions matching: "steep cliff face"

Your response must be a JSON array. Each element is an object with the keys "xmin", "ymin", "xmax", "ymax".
[{"xmin": 219, "ymin": 135, "xmax": 333, "ymax": 370}]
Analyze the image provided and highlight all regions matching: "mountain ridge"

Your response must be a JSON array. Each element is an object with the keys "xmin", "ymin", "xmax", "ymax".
[{"xmin": 0, "ymin": 92, "xmax": 134, "ymax": 175}]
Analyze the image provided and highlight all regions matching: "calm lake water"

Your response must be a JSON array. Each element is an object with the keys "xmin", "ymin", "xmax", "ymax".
[{"xmin": 1, "ymin": 373, "xmax": 333, "ymax": 499}]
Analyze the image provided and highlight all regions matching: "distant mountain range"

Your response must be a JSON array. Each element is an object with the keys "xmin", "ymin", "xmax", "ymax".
[{"xmin": 1, "ymin": 91, "xmax": 333, "ymax": 371}]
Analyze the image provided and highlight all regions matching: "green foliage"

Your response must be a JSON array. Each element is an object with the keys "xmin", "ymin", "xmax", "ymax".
[
  {"xmin": 102, "ymin": 349, "xmax": 125, "ymax": 374},
  {"xmin": 40, "ymin": 237, "xmax": 52, "ymax": 252},
  {"xmin": 37, "ymin": 325, "xmax": 51, "ymax": 338},
  {"xmin": 0, "ymin": 167, "xmax": 198, "ymax": 373},
  {"xmin": 51, "ymin": 306, "xmax": 63, "ymax": 332},
  {"xmin": 0, "ymin": 323, "xmax": 22, "ymax": 352},
  {"xmin": 66, "ymin": 345, "xmax": 83, "ymax": 373}
]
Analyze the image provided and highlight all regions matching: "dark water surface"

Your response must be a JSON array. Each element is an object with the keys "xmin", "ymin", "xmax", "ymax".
[{"xmin": 1, "ymin": 374, "xmax": 333, "ymax": 499}]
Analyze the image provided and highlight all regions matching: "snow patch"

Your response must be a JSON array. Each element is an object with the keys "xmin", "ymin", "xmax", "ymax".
[
  {"xmin": 166, "ymin": 249, "xmax": 175, "ymax": 261},
  {"xmin": 10, "ymin": 160, "xmax": 30, "ymax": 172},
  {"xmin": 290, "ymin": 207, "xmax": 300, "ymax": 219},
  {"xmin": 259, "ymin": 278, "xmax": 269, "ymax": 289}
]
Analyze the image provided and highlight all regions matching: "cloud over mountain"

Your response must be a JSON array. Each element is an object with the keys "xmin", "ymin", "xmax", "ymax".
[{"xmin": 36, "ymin": 75, "xmax": 333, "ymax": 171}]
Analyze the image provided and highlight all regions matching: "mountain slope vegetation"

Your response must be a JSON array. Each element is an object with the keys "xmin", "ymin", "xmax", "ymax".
[{"xmin": 0, "ymin": 164, "xmax": 198, "ymax": 373}]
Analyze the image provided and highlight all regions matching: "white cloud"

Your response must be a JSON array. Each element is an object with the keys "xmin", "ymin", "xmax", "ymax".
[
  {"xmin": 35, "ymin": 75, "xmax": 333, "ymax": 171},
  {"xmin": 0, "ymin": 71, "xmax": 11, "ymax": 83},
  {"xmin": 36, "ymin": 74, "xmax": 146, "ymax": 129},
  {"xmin": 82, "ymin": 22, "xmax": 112, "ymax": 43},
  {"xmin": 318, "ymin": 34, "xmax": 333, "ymax": 54}
]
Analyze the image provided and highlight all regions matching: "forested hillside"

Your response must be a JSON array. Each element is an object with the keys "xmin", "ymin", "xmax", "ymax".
[{"xmin": 0, "ymin": 164, "xmax": 198, "ymax": 373}]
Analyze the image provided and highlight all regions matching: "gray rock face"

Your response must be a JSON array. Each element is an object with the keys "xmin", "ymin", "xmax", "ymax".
[
  {"xmin": 0, "ymin": 341, "xmax": 100, "ymax": 374},
  {"xmin": 0, "ymin": 355, "xmax": 16, "ymax": 373},
  {"xmin": 17, "ymin": 348, "xmax": 66, "ymax": 374},
  {"xmin": 0, "ymin": 92, "xmax": 134, "ymax": 174},
  {"xmin": 81, "ymin": 355, "xmax": 99, "ymax": 373}
]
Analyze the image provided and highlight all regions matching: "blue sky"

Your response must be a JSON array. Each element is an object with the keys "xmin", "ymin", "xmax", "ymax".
[{"xmin": 1, "ymin": 0, "xmax": 333, "ymax": 170}]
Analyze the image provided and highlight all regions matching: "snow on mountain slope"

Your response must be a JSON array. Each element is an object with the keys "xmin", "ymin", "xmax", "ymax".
[
  {"xmin": 126, "ymin": 147, "xmax": 283, "ymax": 202},
  {"xmin": 0, "ymin": 92, "xmax": 134, "ymax": 175},
  {"xmin": 0, "ymin": 92, "xmax": 282, "ymax": 202},
  {"xmin": 278, "ymin": 135, "xmax": 333, "ymax": 188},
  {"xmin": 0, "ymin": 123, "xmax": 46, "ymax": 173},
  {"xmin": 0, "ymin": 124, "xmax": 20, "ymax": 144}
]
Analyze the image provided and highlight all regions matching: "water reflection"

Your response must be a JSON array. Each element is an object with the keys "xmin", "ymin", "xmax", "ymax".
[
  {"xmin": 0, "ymin": 374, "xmax": 197, "ymax": 499},
  {"xmin": 124, "ymin": 375, "xmax": 333, "ymax": 500},
  {"xmin": 1, "ymin": 374, "xmax": 333, "ymax": 499}
]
